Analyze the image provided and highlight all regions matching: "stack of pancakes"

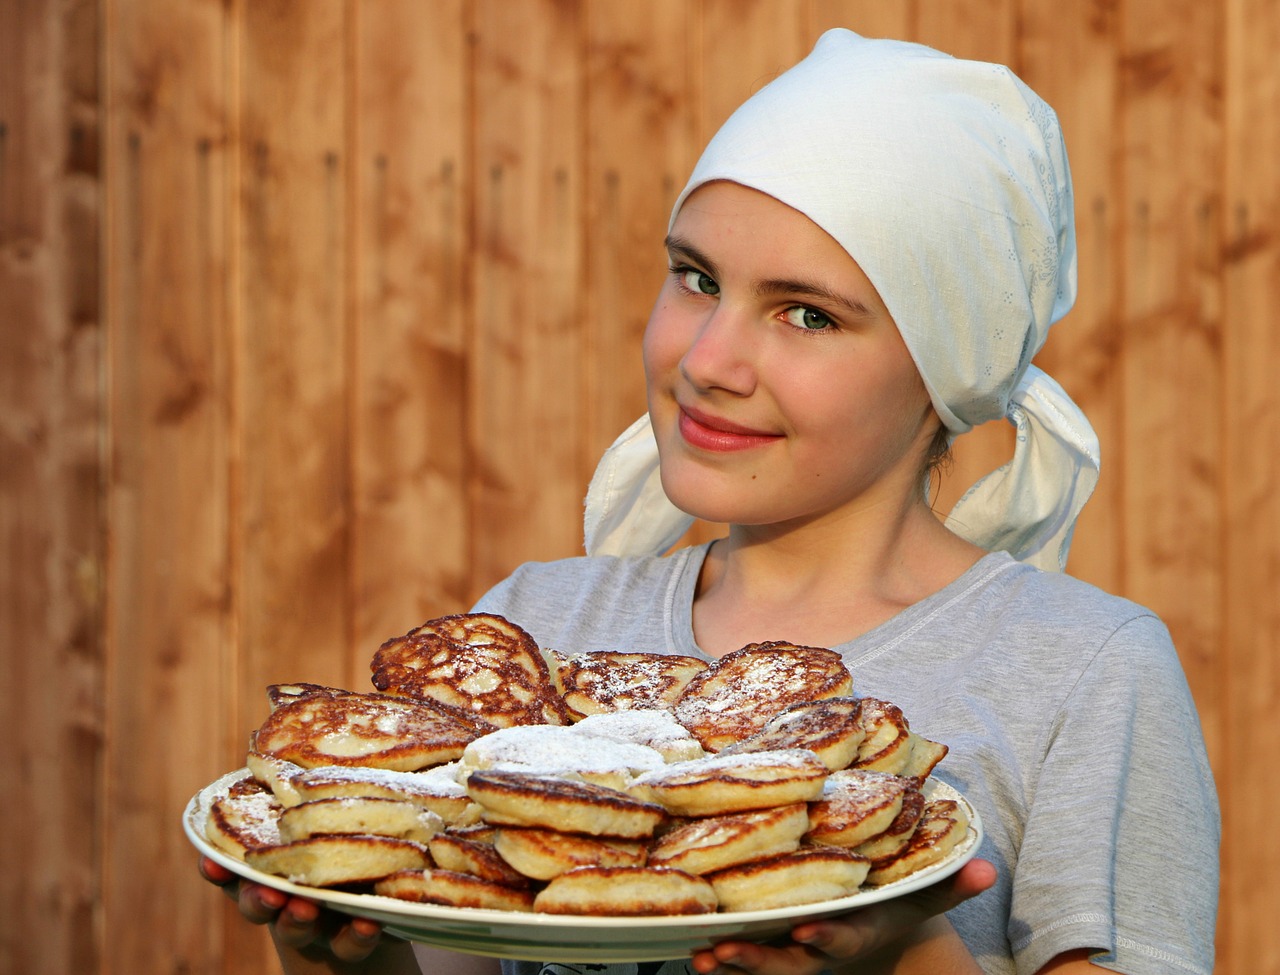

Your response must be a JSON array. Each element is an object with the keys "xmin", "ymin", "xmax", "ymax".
[{"xmin": 205, "ymin": 613, "xmax": 970, "ymax": 916}]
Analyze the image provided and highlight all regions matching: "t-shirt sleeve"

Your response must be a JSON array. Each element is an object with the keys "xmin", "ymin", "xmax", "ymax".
[{"xmin": 1008, "ymin": 614, "xmax": 1219, "ymax": 975}]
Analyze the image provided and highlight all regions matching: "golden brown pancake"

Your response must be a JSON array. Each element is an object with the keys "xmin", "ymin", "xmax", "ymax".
[
  {"xmin": 552, "ymin": 650, "xmax": 709, "ymax": 719},
  {"xmin": 720, "ymin": 697, "xmax": 866, "ymax": 771},
  {"xmin": 633, "ymin": 748, "xmax": 829, "ymax": 817},
  {"xmin": 493, "ymin": 827, "xmax": 646, "ymax": 880},
  {"xmin": 856, "ymin": 785, "xmax": 926, "ymax": 861},
  {"xmin": 647, "ymin": 803, "xmax": 809, "ymax": 876},
  {"xmin": 375, "ymin": 868, "xmax": 536, "ymax": 912},
  {"xmin": 805, "ymin": 769, "xmax": 911, "ymax": 848},
  {"xmin": 533, "ymin": 866, "xmax": 718, "ymax": 916},
  {"xmin": 675, "ymin": 642, "xmax": 854, "ymax": 751},
  {"xmin": 246, "ymin": 834, "xmax": 430, "ymax": 887},
  {"xmin": 253, "ymin": 688, "xmax": 489, "ymax": 771},
  {"xmin": 372, "ymin": 613, "xmax": 569, "ymax": 727},
  {"xmin": 707, "ymin": 846, "xmax": 870, "ymax": 911},
  {"xmin": 466, "ymin": 769, "xmax": 667, "ymax": 838},
  {"xmin": 277, "ymin": 796, "xmax": 443, "ymax": 845},
  {"xmin": 205, "ymin": 774, "xmax": 283, "ymax": 859},
  {"xmin": 864, "ymin": 798, "xmax": 970, "ymax": 885}
]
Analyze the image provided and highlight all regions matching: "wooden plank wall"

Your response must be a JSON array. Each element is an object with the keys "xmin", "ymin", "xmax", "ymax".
[{"xmin": 2, "ymin": 0, "xmax": 1277, "ymax": 972}]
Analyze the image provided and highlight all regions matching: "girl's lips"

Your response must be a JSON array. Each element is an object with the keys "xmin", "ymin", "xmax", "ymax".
[{"xmin": 677, "ymin": 406, "xmax": 782, "ymax": 452}]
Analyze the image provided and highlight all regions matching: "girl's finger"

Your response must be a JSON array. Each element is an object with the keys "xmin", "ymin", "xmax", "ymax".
[
  {"xmin": 272, "ymin": 897, "xmax": 322, "ymax": 948},
  {"xmin": 238, "ymin": 882, "xmax": 288, "ymax": 925},
  {"xmin": 329, "ymin": 917, "xmax": 383, "ymax": 962}
]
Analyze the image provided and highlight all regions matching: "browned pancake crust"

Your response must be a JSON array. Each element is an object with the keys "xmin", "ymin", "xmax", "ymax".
[
  {"xmin": 493, "ymin": 828, "xmax": 646, "ymax": 880},
  {"xmin": 647, "ymin": 803, "xmax": 809, "ymax": 876},
  {"xmin": 246, "ymin": 834, "xmax": 431, "ymax": 887},
  {"xmin": 674, "ymin": 642, "xmax": 854, "ymax": 751},
  {"xmin": 253, "ymin": 689, "xmax": 488, "ymax": 771},
  {"xmin": 805, "ymin": 769, "xmax": 911, "ymax": 848},
  {"xmin": 206, "ymin": 775, "xmax": 283, "ymax": 858},
  {"xmin": 851, "ymin": 698, "xmax": 913, "ymax": 772},
  {"xmin": 372, "ymin": 613, "xmax": 569, "ymax": 727},
  {"xmin": 707, "ymin": 846, "xmax": 870, "ymax": 911},
  {"xmin": 375, "ymin": 868, "xmax": 536, "ymax": 912},
  {"xmin": 635, "ymin": 748, "xmax": 830, "ymax": 817},
  {"xmin": 265, "ymin": 682, "xmax": 346, "ymax": 712},
  {"xmin": 721, "ymin": 697, "xmax": 866, "ymax": 771},
  {"xmin": 427, "ymin": 831, "xmax": 531, "ymax": 886},
  {"xmin": 533, "ymin": 866, "xmax": 718, "ymax": 916},
  {"xmin": 856, "ymin": 785, "xmax": 926, "ymax": 860},
  {"xmin": 864, "ymin": 797, "xmax": 969, "ymax": 885},
  {"xmin": 466, "ymin": 769, "xmax": 666, "ymax": 838},
  {"xmin": 554, "ymin": 651, "xmax": 709, "ymax": 719}
]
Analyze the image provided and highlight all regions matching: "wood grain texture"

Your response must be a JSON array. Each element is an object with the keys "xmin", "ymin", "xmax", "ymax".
[
  {"xmin": 582, "ymin": 0, "xmax": 692, "ymax": 455},
  {"xmin": 468, "ymin": 0, "xmax": 588, "ymax": 584},
  {"xmin": 1017, "ymin": 0, "xmax": 1124, "ymax": 594},
  {"xmin": 102, "ymin": 0, "xmax": 242, "ymax": 971},
  {"xmin": 237, "ymin": 0, "xmax": 353, "ymax": 702},
  {"xmin": 7, "ymin": 2, "xmax": 1277, "ymax": 971},
  {"xmin": 1221, "ymin": 0, "xmax": 1280, "ymax": 969},
  {"xmin": 1, "ymin": 1, "xmax": 103, "ymax": 973},
  {"xmin": 352, "ymin": 0, "xmax": 471, "ymax": 652},
  {"xmin": 1117, "ymin": 0, "xmax": 1225, "ymax": 748}
]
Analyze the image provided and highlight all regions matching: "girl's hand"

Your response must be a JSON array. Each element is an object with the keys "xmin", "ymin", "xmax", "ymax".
[
  {"xmin": 689, "ymin": 858, "xmax": 997, "ymax": 975},
  {"xmin": 198, "ymin": 856, "xmax": 383, "ymax": 962}
]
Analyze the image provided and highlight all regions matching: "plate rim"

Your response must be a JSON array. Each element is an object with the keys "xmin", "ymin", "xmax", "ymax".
[{"xmin": 185, "ymin": 766, "xmax": 983, "ymax": 961}]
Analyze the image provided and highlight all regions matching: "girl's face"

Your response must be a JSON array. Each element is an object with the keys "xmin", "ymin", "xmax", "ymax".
[{"xmin": 643, "ymin": 181, "xmax": 938, "ymax": 531}]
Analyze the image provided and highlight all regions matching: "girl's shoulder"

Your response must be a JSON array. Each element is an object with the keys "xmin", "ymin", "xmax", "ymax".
[
  {"xmin": 470, "ymin": 546, "xmax": 709, "ymax": 655},
  {"xmin": 481, "ymin": 547, "xmax": 698, "ymax": 605}
]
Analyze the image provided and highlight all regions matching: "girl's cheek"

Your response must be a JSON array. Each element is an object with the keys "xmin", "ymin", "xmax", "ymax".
[{"xmin": 643, "ymin": 306, "xmax": 689, "ymax": 376}]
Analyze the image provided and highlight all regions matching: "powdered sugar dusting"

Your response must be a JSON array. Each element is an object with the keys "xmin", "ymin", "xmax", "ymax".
[
  {"xmin": 570, "ymin": 710, "xmax": 700, "ymax": 751},
  {"xmin": 461, "ymin": 724, "xmax": 667, "ymax": 776},
  {"xmin": 295, "ymin": 764, "xmax": 467, "ymax": 798},
  {"xmin": 633, "ymin": 748, "xmax": 824, "ymax": 787}
]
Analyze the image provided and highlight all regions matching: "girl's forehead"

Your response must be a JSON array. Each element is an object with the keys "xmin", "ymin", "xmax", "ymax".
[{"xmin": 669, "ymin": 182, "xmax": 885, "ymax": 303}]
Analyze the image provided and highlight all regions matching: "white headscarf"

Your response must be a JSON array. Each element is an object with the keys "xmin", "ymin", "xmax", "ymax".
[{"xmin": 584, "ymin": 29, "xmax": 1099, "ymax": 572}]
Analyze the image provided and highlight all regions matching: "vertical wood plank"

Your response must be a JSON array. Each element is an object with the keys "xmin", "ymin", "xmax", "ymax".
[
  {"xmin": 102, "ymin": 0, "xmax": 242, "ymax": 971},
  {"xmin": 910, "ymin": 0, "xmax": 1016, "ymax": 60},
  {"xmin": 469, "ymin": 0, "xmax": 587, "ymax": 590},
  {"xmin": 692, "ymin": 0, "xmax": 811, "ymax": 146},
  {"xmin": 1019, "ymin": 1, "xmax": 1124, "ymax": 591},
  {"xmin": 237, "ymin": 0, "xmax": 354, "ymax": 706},
  {"xmin": 582, "ymin": 0, "xmax": 695, "ymax": 461},
  {"xmin": 1, "ymin": 1, "xmax": 103, "ymax": 973},
  {"xmin": 352, "ymin": 0, "xmax": 471, "ymax": 647},
  {"xmin": 1221, "ymin": 0, "xmax": 1280, "ymax": 968},
  {"xmin": 1117, "ymin": 0, "xmax": 1223, "ymax": 756},
  {"xmin": 806, "ymin": 0, "xmax": 912, "ymax": 41}
]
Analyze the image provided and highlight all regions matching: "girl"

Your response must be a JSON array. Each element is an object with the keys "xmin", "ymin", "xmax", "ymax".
[{"xmin": 203, "ymin": 29, "xmax": 1219, "ymax": 975}]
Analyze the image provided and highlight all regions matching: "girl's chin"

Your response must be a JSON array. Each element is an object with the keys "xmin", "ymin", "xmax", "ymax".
[{"xmin": 659, "ymin": 475, "xmax": 785, "ymax": 528}]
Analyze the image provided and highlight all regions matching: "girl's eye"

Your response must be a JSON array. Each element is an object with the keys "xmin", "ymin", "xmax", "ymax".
[
  {"xmin": 675, "ymin": 267, "xmax": 720, "ymax": 296},
  {"xmin": 783, "ymin": 305, "xmax": 834, "ymax": 331}
]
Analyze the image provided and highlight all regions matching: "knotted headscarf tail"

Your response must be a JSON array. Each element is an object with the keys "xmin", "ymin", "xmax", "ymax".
[{"xmin": 584, "ymin": 29, "xmax": 1100, "ymax": 572}]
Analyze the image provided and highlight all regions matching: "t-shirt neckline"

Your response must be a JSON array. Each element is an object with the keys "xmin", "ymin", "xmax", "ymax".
[{"xmin": 665, "ymin": 542, "xmax": 1020, "ymax": 663}]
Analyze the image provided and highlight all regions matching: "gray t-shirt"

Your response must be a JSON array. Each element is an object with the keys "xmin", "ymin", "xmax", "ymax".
[{"xmin": 464, "ymin": 546, "xmax": 1218, "ymax": 975}]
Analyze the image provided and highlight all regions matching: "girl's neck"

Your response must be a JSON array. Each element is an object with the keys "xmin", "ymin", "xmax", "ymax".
[{"xmin": 691, "ymin": 499, "xmax": 984, "ymax": 657}]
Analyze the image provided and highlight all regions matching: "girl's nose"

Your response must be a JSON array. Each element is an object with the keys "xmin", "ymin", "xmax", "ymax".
[{"xmin": 679, "ymin": 303, "xmax": 758, "ymax": 397}]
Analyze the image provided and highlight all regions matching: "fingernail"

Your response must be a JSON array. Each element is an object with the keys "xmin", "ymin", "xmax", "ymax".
[{"xmin": 289, "ymin": 900, "xmax": 319, "ymax": 923}]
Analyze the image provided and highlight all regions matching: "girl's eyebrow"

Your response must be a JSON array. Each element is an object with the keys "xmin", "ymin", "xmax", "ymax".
[
  {"xmin": 665, "ymin": 235, "xmax": 721, "ymax": 278},
  {"xmin": 664, "ymin": 234, "xmax": 876, "ymax": 319}
]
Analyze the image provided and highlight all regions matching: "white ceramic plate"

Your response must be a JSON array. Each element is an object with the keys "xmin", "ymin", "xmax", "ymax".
[{"xmin": 185, "ymin": 768, "xmax": 982, "ymax": 963}]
